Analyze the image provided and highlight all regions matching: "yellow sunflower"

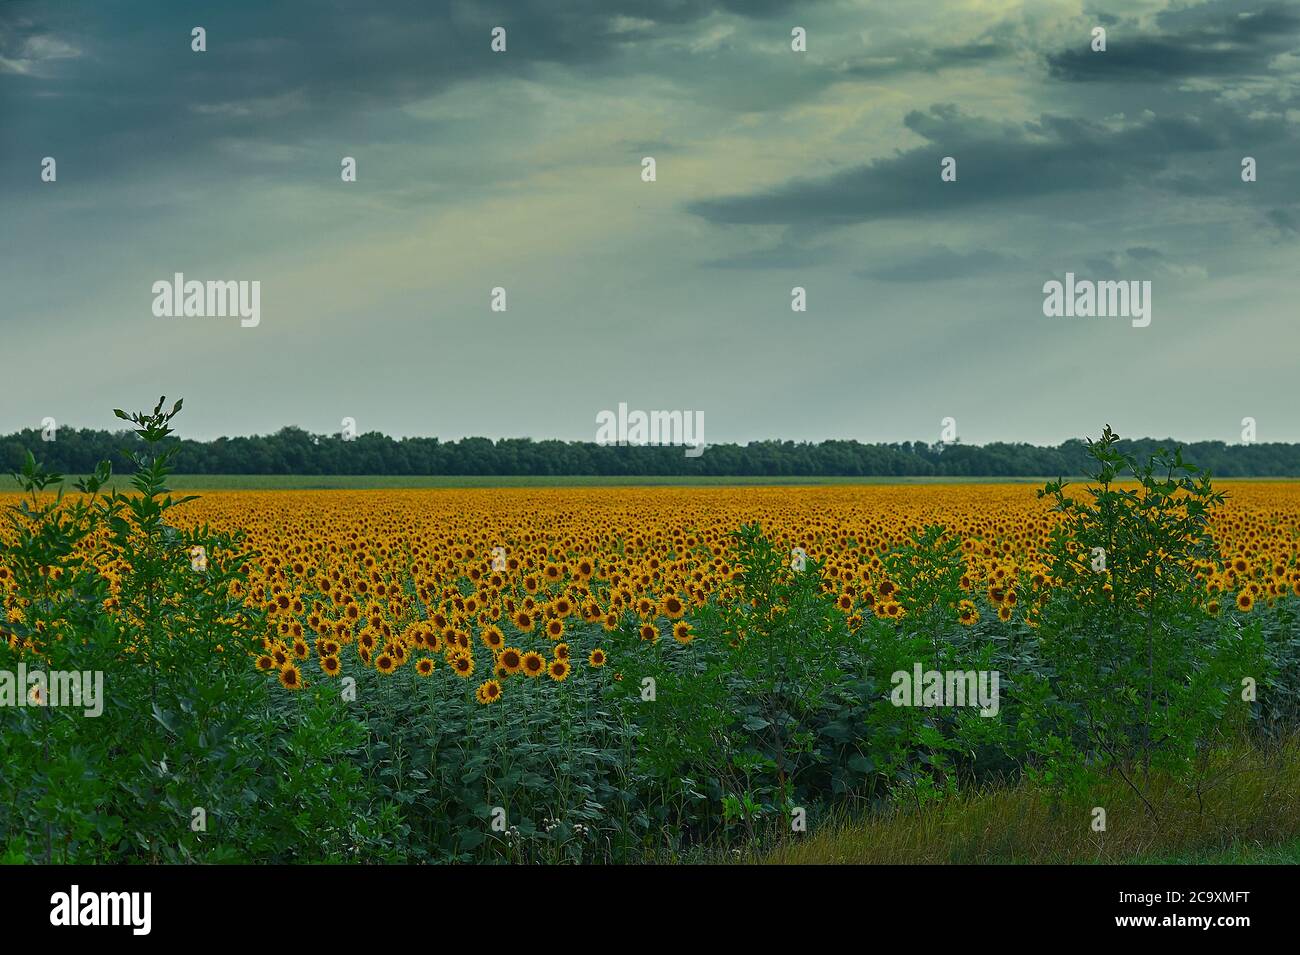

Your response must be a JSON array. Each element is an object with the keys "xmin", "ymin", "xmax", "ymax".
[
  {"xmin": 499, "ymin": 647, "xmax": 523, "ymax": 675},
  {"xmin": 449, "ymin": 652, "xmax": 475, "ymax": 679},
  {"xmin": 521, "ymin": 651, "xmax": 545, "ymax": 678},
  {"xmin": 547, "ymin": 659, "xmax": 571, "ymax": 682},
  {"xmin": 278, "ymin": 664, "xmax": 303, "ymax": 690}
]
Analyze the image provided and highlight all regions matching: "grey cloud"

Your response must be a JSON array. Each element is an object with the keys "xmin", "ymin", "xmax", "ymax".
[
  {"xmin": 1047, "ymin": 2, "xmax": 1300, "ymax": 83},
  {"xmin": 0, "ymin": 0, "xmax": 812, "ymax": 192},
  {"xmin": 687, "ymin": 105, "xmax": 1228, "ymax": 230}
]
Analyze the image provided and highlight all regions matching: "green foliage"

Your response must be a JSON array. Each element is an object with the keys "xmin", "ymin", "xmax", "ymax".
[
  {"xmin": 2, "ymin": 408, "xmax": 1294, "ymax": 863},
  {"xmin": 8, "ymin": 421, "xmax": 1300, "ymax": 477},
  {"xmin": 0, "ymin": 398, "xmax": 402, "ymax": 862},
  {"xmin": 1026, "ymin": 426, "xmax": 1269, "ymax": 808},
  {"xmin": 335, "ymin": 661, "xmax": 638, "ymax": 863}
]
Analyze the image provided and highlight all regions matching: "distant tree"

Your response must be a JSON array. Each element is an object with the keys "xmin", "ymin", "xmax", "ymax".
[{"xmin": 4, "ymin": 422, "xmax": 1299, "ymax": 478}]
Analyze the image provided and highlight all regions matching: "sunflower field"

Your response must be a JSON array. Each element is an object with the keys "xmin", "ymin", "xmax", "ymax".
[{"xmin": 2, "ymin": 403, "xmax": 1299, "ymax": 863}]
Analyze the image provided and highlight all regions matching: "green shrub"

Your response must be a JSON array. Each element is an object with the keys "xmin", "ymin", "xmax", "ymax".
[
  {"xmin": 0, "ymin": 398, "xmax": 404, "ymax": 862},
  {"xmin": 1025, "ymin": 426, "xmax": 1268, "ymax": 809}
]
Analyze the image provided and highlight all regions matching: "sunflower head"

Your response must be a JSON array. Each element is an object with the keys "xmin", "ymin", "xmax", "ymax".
[
  {"xmin": 547, "ymin": 659, "xmax": 571, "ymax": 682},
  {"xmin": 450, "ymin": 652, "xmax": 475, "ymax": 678},
  {"xmin": 475, "ymin": 679, "xmax": 503, "ymax": 704}
]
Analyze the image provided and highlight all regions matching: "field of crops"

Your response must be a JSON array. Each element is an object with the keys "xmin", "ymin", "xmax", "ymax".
[
  {"xmin": 5, "ymin": 453, "xmax": 1300, "ymax": 863},
  {"xmin": 162, "ymin": 482, "xmax": 1300, "ymax": 698}
]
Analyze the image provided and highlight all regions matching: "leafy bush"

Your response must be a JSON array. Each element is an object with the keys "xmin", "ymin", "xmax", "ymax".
[
  {"xmin": 1025, "ymin": 427, "xmax": 1268, "ymax": 809},
  {"xmin": 0, "ymin": 399, "xmax": 403, "ymax": 862}
]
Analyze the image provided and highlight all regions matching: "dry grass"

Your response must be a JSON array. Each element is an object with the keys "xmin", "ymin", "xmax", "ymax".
[{"xmin": 759, "ymin": 736, "xmax": 1300, "ymax": 864}]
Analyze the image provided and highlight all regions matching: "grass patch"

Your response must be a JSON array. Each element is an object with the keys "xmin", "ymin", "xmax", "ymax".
[
  {"xmin": 68, "ymin": 475, "xmax": 1295, "ymax": 491},
  {"xmin": 1128, "ymin": 839, "xmax": 1300, "ymax": 864},
  {"xmin": 758, "ymin": 736, "xmax": 1300, "ymax": 865},
  {"xmin": 80, "ymin": 474, "xmax": 1067, "ymax": 490}
]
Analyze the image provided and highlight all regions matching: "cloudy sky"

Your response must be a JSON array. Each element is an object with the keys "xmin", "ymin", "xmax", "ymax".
[{"xmin": 2, "ymin": 0, "xmax": 1297, "ymax": 445}]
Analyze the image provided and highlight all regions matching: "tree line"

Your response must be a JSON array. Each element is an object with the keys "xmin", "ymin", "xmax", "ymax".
[{"xmin": 4, "ymin": 425, "xmax": 1299, "ymax": 477}]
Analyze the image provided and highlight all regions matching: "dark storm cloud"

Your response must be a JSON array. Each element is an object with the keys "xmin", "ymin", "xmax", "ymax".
[
  {"xmin": 687, "ymin": 104, "xmax": 1231, "ymax": 229},
  {"xmin": 714, "ymin": 0, "xmax": 804, "ymax": 15},
  {"xmin": 1047, "ymin": 2, "xmax": 1300, "ymax": 83},
  {"xmin": 0, "ymin": 0, "xmax": 811, "ymax": 191}
]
